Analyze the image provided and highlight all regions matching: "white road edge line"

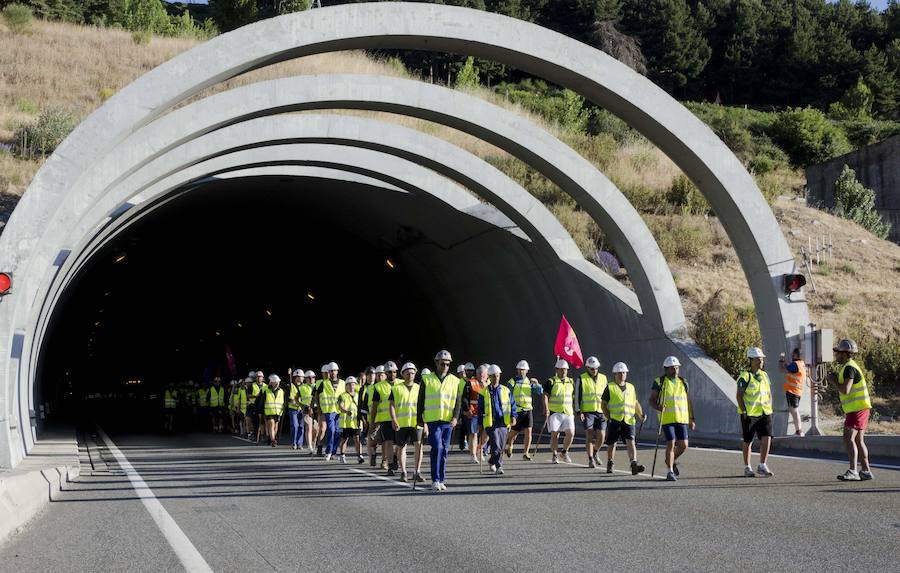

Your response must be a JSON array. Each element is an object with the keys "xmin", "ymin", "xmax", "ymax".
[{"xmin": 96, "ymin": 426, "xmax": 214, "ymax": 573}]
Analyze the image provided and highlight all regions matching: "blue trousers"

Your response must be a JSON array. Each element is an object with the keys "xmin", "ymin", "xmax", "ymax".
[
  {"xmin": 427, "ymin": 421, "xmax": 453, "ymax": 483},
  {"xmin": 487, "ymin": 427, "xmax": 508, "ymax": 467},
  {"xmin": 324, "ymin": 413, "xmax": 340, "ymax": 454},
  {"xmin": 289, "ymin": 409, "xmax": 304, "ymax": 446}
]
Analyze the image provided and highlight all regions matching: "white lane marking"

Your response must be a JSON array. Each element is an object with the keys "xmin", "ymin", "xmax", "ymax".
[{"xmin": 96, "ymin": 426, "xmax": 214, "ymax": 573}]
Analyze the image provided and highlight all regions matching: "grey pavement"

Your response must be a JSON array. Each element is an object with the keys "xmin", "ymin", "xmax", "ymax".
[{"xmin": 2, "ymin": 430, "xmax": 898, "ymax": 572}]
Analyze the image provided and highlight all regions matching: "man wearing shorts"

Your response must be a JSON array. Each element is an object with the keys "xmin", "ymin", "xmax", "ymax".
[
  {"xmin": 831, "ymin": 339, "xmax": 874, "ymax": 481},
  {"xmin": 365, "ymin": 365, "xmax": 386, "ymax": 466},
  {"xmin": 505, "ymin": 360, "xmax": 537, "ymax": 460},
  {"xmin": 601, "ymin": 362, "xmax": 646, "ymax": 475},
  {"xmin": 576, "ymin": 356, "xmax": 608, "ymax": 468},
  {"xmin": 390, "ymin": 363, "xmax": 426, "ymax": 482},
  {"xmin": 462, "ymin": 365, "xmax": 487, "ymax": 464},
  {"xmin": 543, "ymin": 359, "xmax": 575, "ymax": 464},
  {"xmin": 313, "ymin": 362, "xmax": 345, "ymax": 461},
  {"xmin": 369, "ymin": 366, "xmax": 396, "ymax": 472},
  {"xmin": 262, "ymin": 374, "xmax": 285, "ymax": 447},
  {"xmin": 779, "ymin": 348, "xmax": 806, "ymax": 436},
  {"xmin": 736, "ymin": 347, "xmax": 775, "ymax": 477},
  {"xmin": 650, "ymin": 356, "xmax": 695, "ymax": 481},
  {"xmin": 337, "ymin": 377, "xmax": 363, "ymax": 464},
  {"xmin": 479, "ymin": 364, "xmax": 516, "ymax": 475}
]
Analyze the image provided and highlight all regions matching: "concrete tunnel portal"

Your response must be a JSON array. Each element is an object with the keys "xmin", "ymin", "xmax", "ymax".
[{"xmin": 0, "ymin": 3, "xmax": 812, "ymax": 467}]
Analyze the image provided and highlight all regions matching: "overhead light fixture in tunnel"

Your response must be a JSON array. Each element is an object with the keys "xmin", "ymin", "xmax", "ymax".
[
  {"xmin": 215, "ymin": 331, "xmax": 221, "ymax": 336},
  {"xmin": 236, "ymin": 322, "xmax": 242, "ymax": 328},
  {"xmin": 385, "ymin": 258, "xmax": 396, "ymax": 270},
  {"xmin": 113, "ymin": 253, "xmax": 126, "ymax": 264},
  {"xmin": 265, "ymin": 309, "xmax": 272, "ymax": 316},
  {"xmin": 306, "ymin": 293, "xmax": 315, "ymax": 301}
]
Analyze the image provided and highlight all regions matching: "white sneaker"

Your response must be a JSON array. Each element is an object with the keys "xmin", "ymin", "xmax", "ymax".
[
  {"xmin": 837, "ymin": 469, "xmax": 860, "ymax": 481},
  {"xmin": 562, "ymin": 451, "xmax": 573, "ymax": 463},
  {"xmin": 339, "ymin": 455, "xmax": 347, "ymax": 464},
  {"xmin": 743, "ymin": 466, "xmax": 756, "ymax": 478},
  {"xmin": 551, "ymin": 453, "xmax": 559, "ymax": 464},
  {"xmin": 471, "ymin": 455, "xmax": 480, "ymax": 464},
  {"xmin": 431, "ymin": 482, "xmax": 441, "ymax": 492},
  {"xmin": 591, "ymin": 453, "xmax": 601, "ymax": 465},
  {"xmin": 489, "ymin": 464, "xmax": 497, "ymax": 472},
  {"xmin": 757, "ymin": 463, "xmax": 773, "ymax": 477},
  {"xmin": 324, "ymin": 453, "xmax": 332, "ymax": 461},
  {"xmin": 438, "ymin": 482, "xmax": 447, "ymax": 491},
  {"xmin": 496, "ymin": 467, "xmax": 505, "ymax": 475}
]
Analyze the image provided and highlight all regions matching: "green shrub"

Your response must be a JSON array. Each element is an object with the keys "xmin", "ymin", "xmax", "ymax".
[
  {"xmin": 455, "ymin": 56, "xmax": 479, "ymax": 90},
  {"xmin": 494, "ymin": 79, "xmax": 590, "ymax": 134},
  {"xmin": 769, "ymin": 107, "xmax": 852, "ymax": 167},
  {"xmin": 833, "ymin": 165, "xmax": 891, "ymax": 239},
  {"xmin": 122, "ymin": 0, "xmax": 172, "ymax": 35},
  {"xmin": 12, "ymin": 107, "xmax": 78, "ymax": 159},
  {"xmin": 170, "ymin": 9, "xmax": 217, "ymax": 40},
  {"xmin": 98, "ymin": 87, "xmax": 116, "ymax": 102},
  {"xmin": 817, "ymin": 262, "xmax": 832, "ymax": 276},
  {"xmin": 846, "ymin": 326, "xmax": 900, "ymax": 395},
  {"xmin": 562, "ymin": 132, "xmax": 618, "ymax": 170},
  {"xmin": 131, "ymin": 29, "xmax": 151, "ymax": 44},
  {"xmin": 587, "ymin": 109, "xmax": 635, "ymax": 141},
  {"xmin": 692, "ymin": 293, "xmax": 762, "ymax": 378},
  {"xmin": 839, "ymin": 117, "xmax": 900, "ymax": 147},
  {"xmin": 647, "ymin": 215, "xmax": 712, "ymax": 261},
  {"xmin": 838, "ymin": 263, "xmax": 857, "ymax": 275},
  {"xmin": 666, "ymin": 174, "xmax": 710, "ymax": 215},
  {"xmin": 15, "ymin": 98, "xmax": 38, "ymax": 115},
  {"xmin": 620, "ymin": 183, "xmax": 661, "ymax": 213},
  {"xmin": 2, "ymin": 3, "xmax": 33, "ymax": 34}
]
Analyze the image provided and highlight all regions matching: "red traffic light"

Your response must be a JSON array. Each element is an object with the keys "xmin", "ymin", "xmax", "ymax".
[
  {"xmin": 0, "ymin": 272, "xmax": 11, "ymax": 295},
  {"xmin": 784, "ymin": 273, "xmax": 806, "ymax": 294}
]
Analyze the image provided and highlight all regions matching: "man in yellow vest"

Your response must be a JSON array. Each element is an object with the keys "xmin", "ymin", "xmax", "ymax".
[
  {"xmin": 779, "ymin": 348, "xmax": 806, "ymax": 436},
  {"xmin": 364, "ymin": 365, "xmax": 384, "ymax": 466},
  {"xmin": 479, "ymin": 364, "xmax": 516, "ymax": 475},
  {"xmin": 543, "ymin": 359, "xmax": 576, "ymax": 464},
  {"xmin": 233, "ymin": 378, "xmax": 249, "ymax": 437},
  {"xmin": 359, "ymin": 366, "xmax": 376, "ymax": 448},
  {"xmin": 254, "ymin": 371, "xmax": 267, "ymax": 442},
  {"xmin": 417, "ymin": 350, "xmax": 463, "ymax": 492},
  {"xmin": 313, "ymin": 363, "xmax": 331, "ymax": 456},
  {"xmin": 288, "ymin": 369, "xmax": 305, "ymax": 450},
  {"xmin": 505, "ymin": 360, "xmax": 539, "ymax": 460},
  {"xmin": 384, "ymin": 361, "xmax": 402, "ymax": 471},
  {"xmin": 209, "ymin": 377, "xmax": 226, "ymax": 433},
  {"xmin": 369, "ymin": 363, "xmax": 397, "ymax": 471},
  {"xmin": 390, "ymin": 363, "xmax": 426, "ymax": 482},
  {"xmin": 337, "ymin": 377, "xmax": 363, "ymax": 464},
  {"xmin": 737, "ymin": 348, "xmax": 775, "ymax": 477},
  {"xmin": 163, "ymin": 382, "xmax": 178, "ymax": 433},
  {"xmin": 300, "ymin": 370, "xmax": 316, "ymax": 453},
  {"xmin": 263, "ymin": 374, "xmax": 285, "ymax": 447},
  {"xmin": 196, "ymin": 383, "xmax": 210, "ymax": 431},
  {"xmin": 601, "ymin": 362, "xmax": 646, "ymax": 475},
  {"xmin": 576, "ymin": 356, "xmax": 608, "ymax": 468},
  {"xmin": 314, "ymin": 362, "xmax": 345, "ymax": 461},
  {"xmin": 650, "ymin": 356, "xmax": 696, "ymax": 481},
  {"xmin": 829, "ymin": 339, "xmax": 874, "ymax": 481}
]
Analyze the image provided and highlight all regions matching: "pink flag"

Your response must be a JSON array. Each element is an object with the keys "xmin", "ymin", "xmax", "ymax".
[
  {"xmin": 553, "ymin": 315, "xmax": 584, "ymax": 369},
  {"xmin": 225, "ymin": 344, "xmax": 237, "ymax": 377}
]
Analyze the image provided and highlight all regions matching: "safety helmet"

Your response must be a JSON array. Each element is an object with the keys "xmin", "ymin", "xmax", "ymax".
[
  {"xmin": 612, "ymin": 362, "xmax": 628, "ymax": 373},
  {"xmin": 401, "ymin": 362, "xmax": 417, "ymax": 373},
  {"xmin": 833, "ymin": 339, "xmax": 858, "ymax": 354},
  {"xmin": 256, "ymin": 370, "xmax": 265, "ymax": 377},
  {"xmin": 555, "ymin": 358, "xmax": 570, "ymax": 370},
  {"xmin": 487, "ymin": 364, "xmax": 502, "ymax": 376},
  {"xmin": 346, "ymin": 376, "xmax": 357, "ymax": 385},
  {"xmin": 663, "ymin": 356, "xmax": 681, "ymax": 368},
  {"xmin": 321, "ymin": 364, "xmax": 331, "ymax": 373},
  {"xmin": 248, "ymin": 371, "xmax": 256, "ymax": 378},
  {"xmin": 384, "ymin": 361, "xmax": 398, "ymax": 372},
  {"xmin": 304, "ymin": 370, "xmax": 314, "ymax": 378},
  {"xmin": 516, "ymin": 360, "xmax": 530, "ymax": 371},
  {"xmin": 244, "ymin": 377, "xmax": 253, "ymax": 383},
  {"xmin": 585, "ymin": 356, "xmax": 600, "ymax": 369},
  {"xmin": 434, "ymin": 350, "xmax": 452, "ymax": 361},
  {"xmin": 464, "ymin": 362, "xmax": 475, "ymax": 371},
  {"xmin": 365, "ymin": 366, "xmax": 375, "ymax": 374},
  {"xmin": 456, "ymin": 364, "xmax": 467, "ymax": 374},
  {"xmin": 421, "ymin": 368, "xmax": 431, "ymax": 375},
  {"xmin": 268, "ymin": 374, "xmax": 281, "ymax": 383},
  {"xmin": 746, "ymin": 347, "xmax": 766, "ymax": 359},
  {"xmin": 477, "ymin": 364, "xmax": 488, "ymax": 374},
  {"xmin": 292, "ymin": 368, "xmax": 304, "ymax": 377},
  {"xmin": 374, "ymin": 365, "xmax": 385, "ymax": 374},
  {"xmin": 328, "ymin": 361, "xmax": 339, "ymax": 371}
]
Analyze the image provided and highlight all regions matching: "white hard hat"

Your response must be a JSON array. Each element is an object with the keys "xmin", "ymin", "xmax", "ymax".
[
  {"xmin": 374, "ymin": 365, "xmax": 385, "ymax": 374},
  {"xmin": 456, "ymin": 364, "xmax": 467, "ymax": 374},
  {"xmin": 248, "ymin": 371, "xmax": 256, "ymax": 378},
  {"xmin": 304, "ymin": 370, "xmax": 314, "ymax": 378},
  {"xmin": 663, "ymin": 356, "xmax": 681, "ymax": 368},
  {"xmin": 401, "ymin": 362, "xmax": 417, "ymax": 373},
  {"xmin": 464, "ymin": 362, "xmax": 475, "ymax": 371},
  {"xmin": 244, "ymin": 377, "xmax": 253, "ymax": 383},
  {"xmin": 747, "ymin": 347, "xmax": 766, "ymax": 359},
  {"xmin": 834, "ymin": 339, "xmax": 858, "ymax": 353},
  {"xmin": 321, "ymin": 364, "xmax": 331, "ymax": 373},
  {"xmin": 487, "ymin": 364, "xmax": 502, "ymax": 376},
  {"xmin": 421, "ymin": 368, "xmax": 431, "ymax": 375},
  {"xmin": 477, "ymin": 364, "xmax": 488, "ymax": 374},
  {"xmin": 516, "ymin": 360, "xmax": 530, "ymax": 371},
  {"xmin": 346, "ymin": 376, "xmax": 358, "ymax": 384},
  {"xmin": 555, "ymin": 358, "xmax": 570, "ymax": 369},
  {"xmin": 256, "ymin": 370, "xmax": 265, "ymax": 377},
  {"xmin": 328, "ymin": 361, "xmax": 339, "ymax": 371},
  {"xmin": 585, "ymin": 356, "xmax": 600, "ymax": 369},
  {"xmin": 612, "ymin": 362, "xmax": 628, "ymax": 373},
  {"xmin": 384, "ymin": 361, "xmax": 398, "ymax": 372},
  {"xmin": 268, "ymin": 374, "xmax": 281, "ymax": 383},
  {"xmin": 292, "ymin": 369, "xmax": 304, "ymax": 377},
  {"xmin": 434, "ymin": 350, "xmax": 452, "ymax": 361}
]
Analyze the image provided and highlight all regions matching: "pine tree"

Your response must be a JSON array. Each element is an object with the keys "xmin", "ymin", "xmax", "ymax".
[{"xmin": 862, "ymin": 45, "xmax": 899, "ymax": 119}]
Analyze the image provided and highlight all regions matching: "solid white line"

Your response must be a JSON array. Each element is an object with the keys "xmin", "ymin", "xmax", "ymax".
[{"xmin": 96, "ymin": 426, "xmax": 214, "ymax": 573}]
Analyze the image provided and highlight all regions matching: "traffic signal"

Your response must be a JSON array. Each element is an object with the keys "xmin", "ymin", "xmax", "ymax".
[
  {"xmin": 0, "ymin": 272, "xmax": 11, "ymax": 296},
  {"xmin": 784, "ymin": 273, "xmax": 806, "ymax": 294}
]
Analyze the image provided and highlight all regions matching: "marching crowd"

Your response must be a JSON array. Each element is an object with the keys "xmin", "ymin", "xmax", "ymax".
[{"xmin": 161, "ymin": 338, "xmax": 875, "ymax": 491}]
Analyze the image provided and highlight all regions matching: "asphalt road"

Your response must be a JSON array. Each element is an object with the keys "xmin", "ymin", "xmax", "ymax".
[{"xmin": 3, "ymin": 429, "xmax": 899, "ymax": 572}]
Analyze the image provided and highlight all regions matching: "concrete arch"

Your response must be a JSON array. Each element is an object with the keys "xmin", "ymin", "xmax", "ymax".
[{"xmin": 43, "ymin": 74, "xmax": 683, "ymax": 333}]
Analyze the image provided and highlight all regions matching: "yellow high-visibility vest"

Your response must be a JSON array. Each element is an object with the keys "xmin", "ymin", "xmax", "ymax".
[
  {"xmin": 421, "ymin": 372, "xmax": 460, "ymax": 423},
  {"xmin": 838, "ymin": 359, "xmax": 871, "ymax": 414}
]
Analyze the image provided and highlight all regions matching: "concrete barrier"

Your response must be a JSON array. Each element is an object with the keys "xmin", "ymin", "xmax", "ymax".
[{"xmin": 0, "ymin": 432, "xmax": 79, "ymax": 544}]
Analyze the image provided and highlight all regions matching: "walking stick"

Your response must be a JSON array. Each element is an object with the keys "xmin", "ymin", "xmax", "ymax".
[
  {"xmin": 650, "ymin": 382, "xmax": 667, "ymax": 478},
  {"xmin": 530, "ymin": 416, "xmax": 549, "ymax": 458}
]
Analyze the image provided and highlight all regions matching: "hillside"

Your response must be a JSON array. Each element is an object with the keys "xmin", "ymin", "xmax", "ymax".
[{"xmin": 2, "ymin": 19, "xmax": 899, "ymax": 420}]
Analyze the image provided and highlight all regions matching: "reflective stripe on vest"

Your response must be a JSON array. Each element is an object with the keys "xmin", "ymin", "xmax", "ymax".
[
  {"xmin": 288, "ymin": 384, "xmax": 300, "ymax": 410},
  {"xmin": 339, "ymin": 392, "xmax": 359, "ymax": 429},
  {"xmin": 422, "ymin": 372, "xmax": 460, "ymax": 423},
  {"xmin": 579, "ymin": 372, "xmax": 607, "ymax": 413},
  {"xmin": 298, "ymin": 384, "xmax": 313, "ymax": 407},
  {"xmin": 209, "ymin": 387, "xmax": 224, "ymax": 408},
  {"xmin": 197, "ymin": 388, "xmax": 208, "ymax": 407},
  {"xmin": 319, "ymin": 380, "xmax": 346, "ymax": 414},
  {"xmin": 392, "ymin": 383, "xmax": 420, "ymax": 428},
  {"xmin": 236, "ymin": 388, "xmax": 247, "ymax": 413},
  {"xmin": 263, "ymin": 387, "xmax": 284, "ymax": 416},
  {"xmin": 548, "ymin": 377, "xmax": 574, "ymax": 415},
  {"xmin": 373, "ymin": 381, "xmax": 394, "ymax": 422},
  {"xmin": 656, "ymin": 377, "xmax": 689, "ymax": 425},
  {"xmin": 738, "ymin": 370, "xmax": 773, "ymax": 416},
  {"xmin": 482, "ymin": 385, "xmax": 512, "ymax": 428},
  {"xmin": 164, "ymin": 390, "xmax": 177, "ymax": 409},
  {"xmin": 783, "ymin": 360, "xmax": 806, "ymax": 396},
  {"xmin": 508, "ymin": 377, "xmax": 533, "ymax": 411},
  {"xmin": 838, "ymin": 359, "xmax": 871, "ymax": 414},
  {"xmin": 607, "ymin": 383, "xmax": 636, "ymax": 425}
]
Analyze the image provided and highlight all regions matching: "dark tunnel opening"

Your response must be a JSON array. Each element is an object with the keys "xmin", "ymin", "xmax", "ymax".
[{"xmin": 36, "ymin": 175, "xmax": 447, "ymax": 426}]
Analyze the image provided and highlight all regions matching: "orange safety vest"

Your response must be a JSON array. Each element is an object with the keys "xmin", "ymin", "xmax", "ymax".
[
  {"xmin": 783, "ymin": 359, "xmax": 806, "ymax": 396},
  {"xmin": 468, "ymin": 380, "xmax": 484, "ymax": 416}
]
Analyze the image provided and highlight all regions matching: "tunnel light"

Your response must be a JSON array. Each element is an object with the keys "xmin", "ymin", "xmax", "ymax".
[
  {"xmin": 215, "ymin": 331, "xmax": 221, "ymax": 336},
  {"xmin": 306, "ymin": 292, "xmax": 315, "ymax": 301},
  {"xmin": 265, "ymin": 309, "xmax": 272, "ymax": 316},
  {"xmin": 236, "ymin": 322, "xmax": 242, "ymax": 328},
  {"xmin": 94, "ymin": 321, "xmax": 100, "ymax": 326},
  {"xmin": 385, "ymin": 258, "xmax": 396, "ymax": 270},
  {"xmin": 114, "ymin": 253, "xmax": 126, "ymax": 264},
  {"xmin": 0, "ymin": 272, "xmax": 11, "ymax": 296}
]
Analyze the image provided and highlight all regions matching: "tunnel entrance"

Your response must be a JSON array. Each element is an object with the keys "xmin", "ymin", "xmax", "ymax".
[{"xmin": 37, "ymin": 176, "xmax": 446, "ymax": 419}]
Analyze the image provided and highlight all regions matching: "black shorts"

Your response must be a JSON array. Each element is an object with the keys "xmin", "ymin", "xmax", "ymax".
[
  {"xmin": 605, "ymin": 419, "xmax": 635, "ymax": 445},
  {"xmin": 582, "ymin": 412, "xmax": 607, "ymax": 431},
  {"xmin": 246, "ymin": 405, "xmax": 257, "ymax": 416},
  {"xmin": 340, "ymin": 427, "xmax": 360, "ymax": 438},
  {"xmin": 266, "ymin": 415, "xmax": 280, "ymax": 421},
  {"xmin": 741, "ymin": 414, "xmax": 773, "ymax": 443},
  {"xmin": 395, "ymin": 427, "xmax": 423, "ymax": 445},
  {"xmin": 512, "ymin": 410, "xmax": 533, "ymax": 430},
  {"xmin": 374, "ymin": 422, "xmax": 396, "ymax": 443},
  {"xmin": 785, "ymin": 392, "xmax": 801, "ymax": 408}
]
